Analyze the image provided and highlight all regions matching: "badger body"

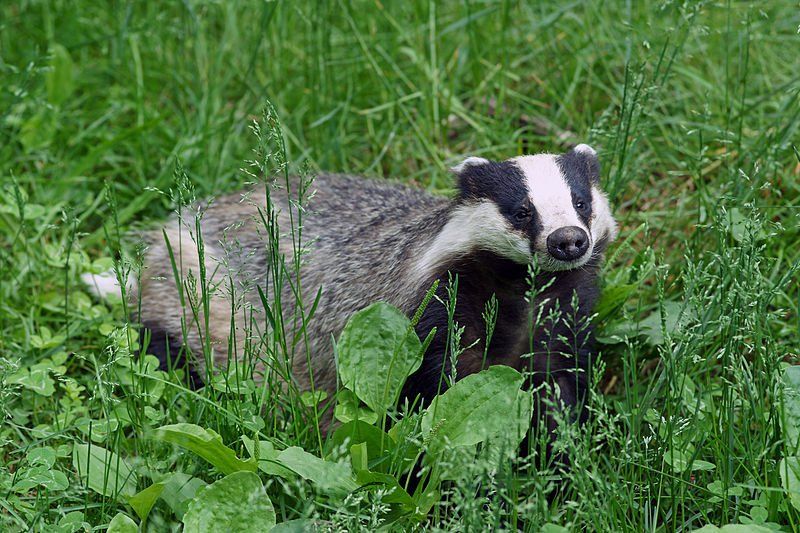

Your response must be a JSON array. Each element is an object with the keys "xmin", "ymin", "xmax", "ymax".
[{"xmin": 103, "ymin": 145, "xmax": 617, "ymax": 429}]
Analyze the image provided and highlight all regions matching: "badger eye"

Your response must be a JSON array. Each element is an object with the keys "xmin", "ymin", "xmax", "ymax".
[
  {"xmin": 575, "ymin": 200, "xmax": 587, "ymax": 211},
  {"xmin": 514, "ymin": 209, "xmax": 531, "ymax": 222}
]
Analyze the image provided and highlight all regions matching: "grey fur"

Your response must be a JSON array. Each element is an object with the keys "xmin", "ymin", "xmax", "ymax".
[{"xmin": 136, "ymin": 174, "xmax": 454, "ymax": 394}]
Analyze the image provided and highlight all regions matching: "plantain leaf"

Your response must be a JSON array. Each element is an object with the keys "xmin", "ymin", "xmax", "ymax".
[
  {"xmin": 159, "ymin": 473, "xmax": 207, "ymax": 520},
  {"xmin": 241, "ymin": 436, "xmax": 294, "ymax": 478},
  {"xmin": 422, "ymin": 365, "xmax": 528, "ymax": 456},
  {"xmin": 72, "ymin": 444, "xmax": 137, "ymax": 500},
  {"xmin": 275, "ymin": 447, "xmax": 357, "ymax": 496},
  {"xmin": 780, "ymin": 456, "xmax": 800, "ymax": 512},
  {"xmin": 781, "ymin": 365, "xmax": 800, "ymax": 454},
  {"xmin": 46, "ymin": 44, "xmax": 76, "ymax": 105},
  {"xmin": 691, "ymin": 524, "xmax": 775, "ymax": 533},
  {"xmin": 152, "ymin": 423, "xmax": 256, "ymax": 474},
  {"xmin": 107, "ymin": 513, "xmax": 137, "ymax": 533},
  {"xmin": 336, "ymin": 302, "xmax": 423, "ymax": 415},
  {"xmin": 128, "ymin": 481, "xmax": 165, "ymax": 522},
  {"xmin": 183, "ymin": 471, "xmax": 275, "ymax": 533}
]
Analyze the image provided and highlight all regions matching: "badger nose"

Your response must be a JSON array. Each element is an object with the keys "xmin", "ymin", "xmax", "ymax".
[{"xmin": 547, "ymin": 226, "xmax": 589, "ymax": 261}]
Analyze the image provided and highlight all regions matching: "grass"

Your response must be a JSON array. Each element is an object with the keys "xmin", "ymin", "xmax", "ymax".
[{"xmin": 1, "ymin": 0, "xmax": 800, "ymax": 530}]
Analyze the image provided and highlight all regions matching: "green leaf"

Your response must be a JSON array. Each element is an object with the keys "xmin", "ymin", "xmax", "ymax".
[
  {"xmin": 27, "ymin": 446, "xmax": 57, "ymax": 468},
  {"xmin": 334, "ymin": 389, "xmax": 379, "ymax": 425},
  {"xmin": 0, "ymin": 201, "xmax": 48, "ymax": 220},
  {"xmin": 152, "ymin": 423, "xmax": 256, "ymax": 474},
  {"xmin": 350, "ymin": 442, "xmax": 368, "ymax": 472},
  {"xmin": 541, "ymin": 525, "xmax": 570, "ymax": 533},
  {"xmin": 8, "ymin": 367, "xmax": 55, "ymax": 396},
  {"xmin": 663, "ymin": 449, "xmax": 689, "ymax": 472},
  {"xmin": 782, "ymin": 366, "xmax": 800, "ymax": 454},
  {"xmin": 707, "ymin": 480, "xmax": 744, "ymax": 498},
  {"xmin": 107, "ymin": 513, "xmax": 138, "ymax": 533},
  {"xmin": 355, "ymin": 470, "xmax": 415, "ymax": 509},
  {"xmin": 75, "ymin": 417, "xmax": 120, "ymax": 443},
  {"xmin": 692, "ymin": 525, "xmax": 775, "ymax": 533},
  {"xmin": 30, "ymin": 326, "xmax": 67, "ymax": 349},
  {"xmin": 594, "ymin": 282, "xmax": 636, "ymax": 323},
  {"xmin": 749, "ymin": 506, "xmax": 768, "ymax": 524},
  {"xmin": 422, "ymin": 366, "xmax": 528, "ymax": 456},
  {"xmin": 337, "ymin": 302, "xmax": 424, "ymax": 415},
  {"xmin": 664, "ymin": 448, "xmax": 715, "ymax": 473},
  {"xmin": 638, "ymin": 301, "xmax": 692, "ymax": 346},
  {"xmin": 300, "ymin": 390, "xmax": 328, "ymax": 407},
  {"xmin": 183, "ymin": 471, "xmax": 275, "ymax": 533},
  {"xmin": 46, "ymin": 44, "xmax": 76, "ymax": 105},
  {"xmin": 159, "ymin": 473, "xmax": 207, "ymax": 520},
  {"xmin": 72, "ymin": 444, "xmax": 137, "ymax": 500},
  {"xmin": 58, "ymin": 512, "xmax": 90, "ymax": 532},
  {"xmin": 11, "ymin": 466, "xmax": 69, "ymax": 492},
  {"xmin": 329, "ymin": 420, "xmax": 404, "ymax": 473},
  {"xmin": 129, "ymin": 481, "xmax": 165, "ymax": 522},
  {"xmin": 275, "ymin": 447, "xmax": 357, "ymax": 496},
  {"xmin": 780, "ymin": 456, "xmax": 800, "ymax": 512},
  {"xmin": 691, "ymin": 460, "xmax": 717, "ymax": 471},
  {"xmin": 241, "ymin": 436, "xmax": 294, "ymax": 478},
  {"xmin": 19, "ymin": 109, "xmax": 58, "ymax": 151}
]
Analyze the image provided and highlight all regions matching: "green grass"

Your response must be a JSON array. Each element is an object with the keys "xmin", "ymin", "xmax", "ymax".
[{"xmin": 2, "ymin": 0, "xmax": 800, "ymax": 530}]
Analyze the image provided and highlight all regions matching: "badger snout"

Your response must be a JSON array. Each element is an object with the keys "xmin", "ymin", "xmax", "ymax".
[{"xmin": 546, "ymin": 226, "xmax": 589, "ymax": 262}]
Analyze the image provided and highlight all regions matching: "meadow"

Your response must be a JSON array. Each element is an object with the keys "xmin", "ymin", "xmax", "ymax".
[{"xmin": 1, "ymin": 1, "xmax": 800, "ymax": 531}]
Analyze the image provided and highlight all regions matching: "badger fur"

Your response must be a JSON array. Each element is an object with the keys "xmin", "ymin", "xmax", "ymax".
[{"xmin": 85, "ymin": 144, "xmax": 617, "ymax": 435}]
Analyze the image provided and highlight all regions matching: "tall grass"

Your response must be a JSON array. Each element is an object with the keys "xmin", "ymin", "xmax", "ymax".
[{"xmin": 1, "ymin": 0, "xmax": 799, "ymax": 530}]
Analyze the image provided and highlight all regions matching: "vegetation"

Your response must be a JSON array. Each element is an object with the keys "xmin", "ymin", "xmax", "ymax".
[{"xmin": 1, "ymin": 1, "xmax": 799, "ymax": 531}]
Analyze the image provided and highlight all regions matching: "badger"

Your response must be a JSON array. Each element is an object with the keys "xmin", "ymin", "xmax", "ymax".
[{"xmin": 85, "ymin": 144, "xmax": 617, "ymax": 437}]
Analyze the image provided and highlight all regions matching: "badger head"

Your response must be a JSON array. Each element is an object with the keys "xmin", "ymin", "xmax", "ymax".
[{"xmin": 424, "ymin": 145, "xmax": 618, "ymax": 273}]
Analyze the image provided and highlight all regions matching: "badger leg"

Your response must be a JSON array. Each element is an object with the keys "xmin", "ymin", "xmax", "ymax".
[{"xmin": 140, "ymin": 321, "xmax": 203, "ymax": 388}]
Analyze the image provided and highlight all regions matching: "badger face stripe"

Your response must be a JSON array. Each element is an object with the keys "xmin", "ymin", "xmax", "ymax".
[
  {"xmin": 414, "ymin": 200, "xmax": 531, "ymax": 277},
  {"xmin": 513, "ymin": 154, "xmax": 595, "ymax": 271}
]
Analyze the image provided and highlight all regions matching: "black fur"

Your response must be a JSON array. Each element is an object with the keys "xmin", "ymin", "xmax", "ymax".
[
  {"xmin": 557, "ymin": 147, "xmax": 600, "ymax": 186},
  {"xmin": 403, "ymin": 249, "xmax": 600, "ymax": 450},
  {"xmin": 456, "ymin": 161, "xmax": 540, "ymax": 233},
  {"xmin": 141, "ymin": 322, "xmax": 202, "ymax": 388},
  {"xmin": 557, "ymin": 149, "xmax": 597, "ymax": 227}
]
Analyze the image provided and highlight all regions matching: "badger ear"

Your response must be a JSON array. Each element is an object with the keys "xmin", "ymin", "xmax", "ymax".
[
  {"xmin": 450, "ymin": 156, "xmax": 490, "ymax": 199},
  {"xmin": 573, "ymin": 143, "xmax": 597, "ymax": 157},
  {"xmin": 566, "ymin": 143, "xmax": 601, "ymax": 183},
  {"xmin": 450, "ymin": 156, "xmax": 489, "ymax": 175}
]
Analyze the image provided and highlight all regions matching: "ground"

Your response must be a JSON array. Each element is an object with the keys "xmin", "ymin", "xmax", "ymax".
[{"xmin": 1, "ymin": 1, "xmax": 799, "ymax": 531}]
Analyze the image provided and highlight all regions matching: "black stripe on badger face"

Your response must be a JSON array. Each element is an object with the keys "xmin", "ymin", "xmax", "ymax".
[
  {"xmin": 456, "ymin": 158, "xmax": 537, "ymax": 230},
  {"xmin": 556, "ymin": 147, "xmax": 597, "ymax": 228},
  {"xmin": 448, "ymin": 145, "xmax": 615, "ymax": 272}
]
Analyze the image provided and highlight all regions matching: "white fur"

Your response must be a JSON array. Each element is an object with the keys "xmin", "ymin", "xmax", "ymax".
[
  {"xmin": 81, "ymin": 271, "xmax": 136, "ymax": 301},
  {"xmin": 590, "ymin": 187, "xmax": 618, "ymax": 243},
  {"xmin": 573, "ymin": 143, "xmax": 597, "ymax": 156},
  {"xmin": 414, "ymin": 201, "xmax": 530, "ymax": 278},
  {"xmin": 450, "ymin": 156, "xmax": 489, "ymax": 174}
]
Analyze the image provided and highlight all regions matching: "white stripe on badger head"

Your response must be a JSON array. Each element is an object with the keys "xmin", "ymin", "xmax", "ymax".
[
  {"xmin": 413, "ymin": 201, "xmax": 531, "ymax": 278},
  {"xmin": 81, "ymin": 270, "xmax": 137, "ymax": 301},
  {"xmin": 512, "ymin": 154, "xmax": 589, "ymax": 251}
]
